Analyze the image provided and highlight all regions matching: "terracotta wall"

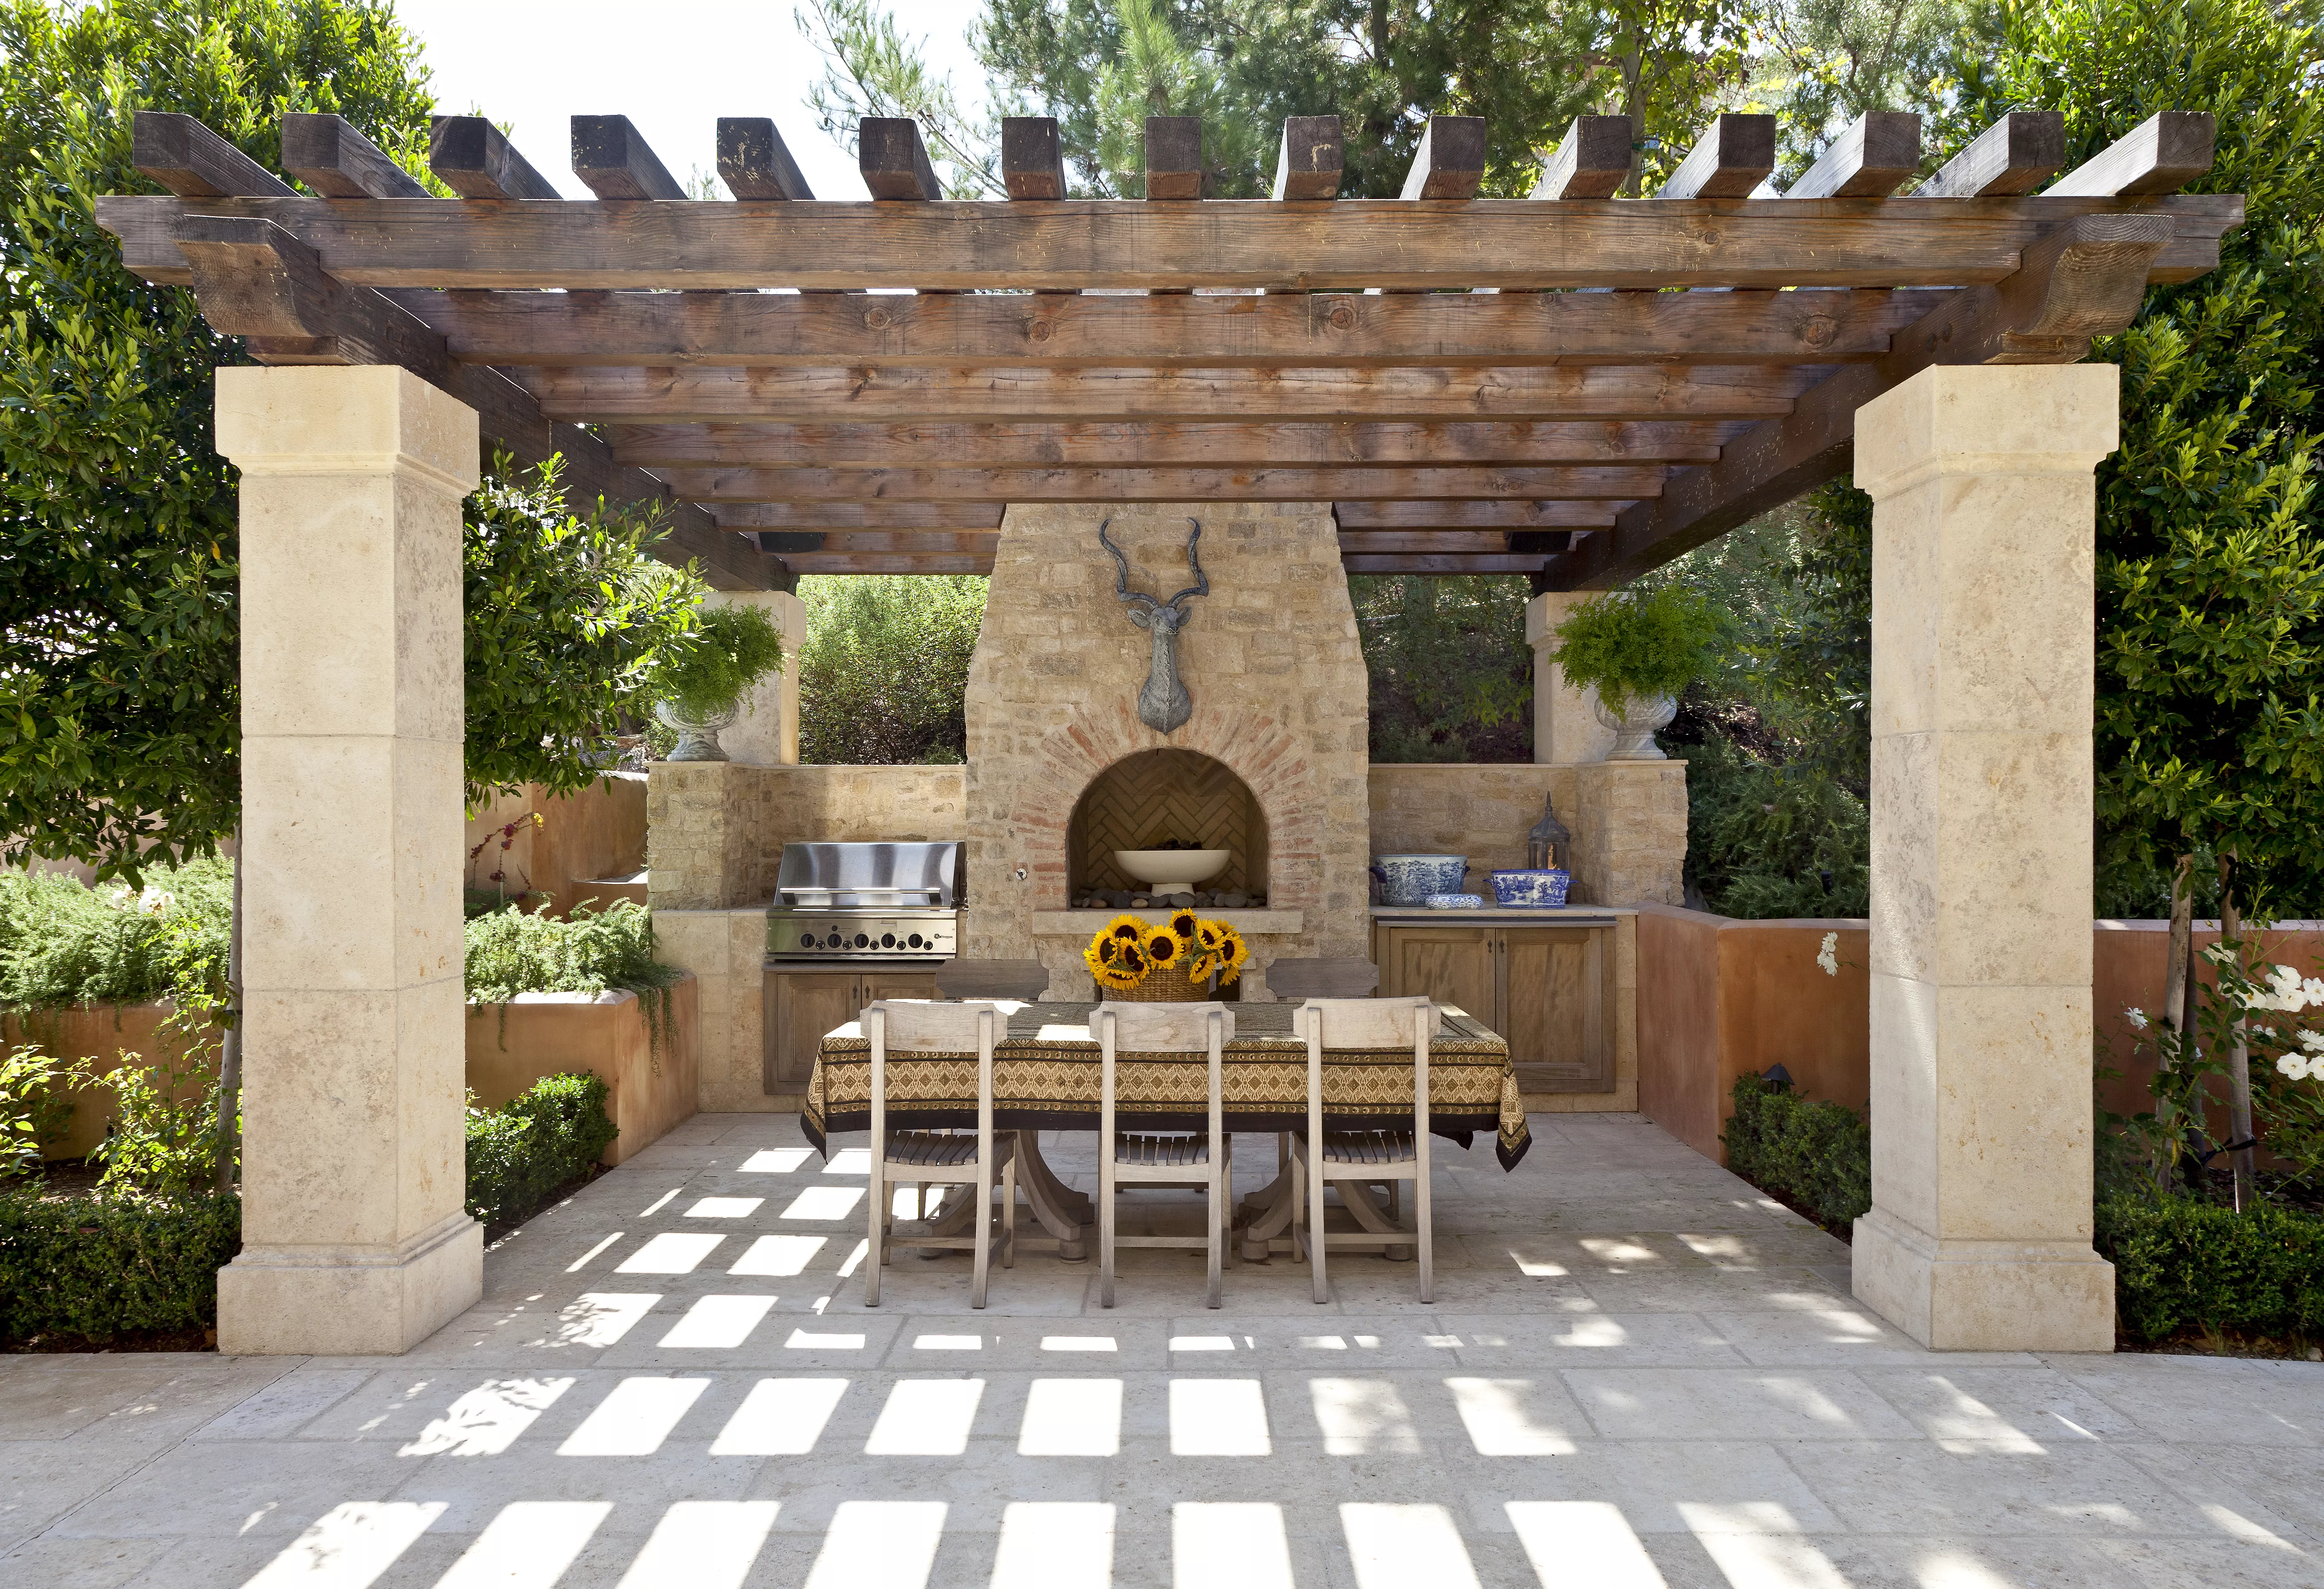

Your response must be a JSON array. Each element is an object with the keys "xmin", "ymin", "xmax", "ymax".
[
  {"xmin": 466, "ymin": 774, "xmax": 649, "ymax": 917},
  {"xmin": 465, "ymin": 973, "xmax": 699, "ymax": 1166},
  {"xmin": 4, "ymin": 1003, "xmax": 223, "ymax": 1160},
  {"xmin": 1638, "ymin": 906, "xmax": 2324, "ymax": 1163}
]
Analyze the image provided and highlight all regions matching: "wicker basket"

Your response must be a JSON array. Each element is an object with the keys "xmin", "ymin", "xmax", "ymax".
[{"xmin": 1111, "ymin": 961, "xmax": 1218, "ymax": 1002}]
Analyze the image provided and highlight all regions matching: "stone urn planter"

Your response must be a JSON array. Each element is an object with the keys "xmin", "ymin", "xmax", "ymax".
[
  {"xmin": 1595, "ymin": 694, "xmax": 1678, "ymax": 760},
  {"xmin": 656, "ymin": 699, "xmax": 738, "ymax": 762}
]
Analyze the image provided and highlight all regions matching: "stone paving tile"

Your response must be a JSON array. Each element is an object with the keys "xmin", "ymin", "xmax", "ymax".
[{"xmin": 13, "ymin": 1111, "xmax": 2324, "ymax": 1588}]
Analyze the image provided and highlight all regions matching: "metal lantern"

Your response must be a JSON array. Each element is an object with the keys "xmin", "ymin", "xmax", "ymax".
[{"xmin": 1526, "ymin": 794, "xmax": 1572, "ymax": 872}]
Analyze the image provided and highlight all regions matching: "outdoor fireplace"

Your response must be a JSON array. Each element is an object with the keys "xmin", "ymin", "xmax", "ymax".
[
  {"xmin": 1067, "ymin": 748, "xmax": 1269, "ymax": 907},
  {"xmin": 962, "ymin": 502, "xmax": 1371, "ymax": 996}
]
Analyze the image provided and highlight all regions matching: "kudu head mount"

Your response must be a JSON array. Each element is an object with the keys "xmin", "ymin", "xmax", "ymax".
[{"xmin": 1098, "ymin": 517, "xmax": 1208, "ymax": 734}]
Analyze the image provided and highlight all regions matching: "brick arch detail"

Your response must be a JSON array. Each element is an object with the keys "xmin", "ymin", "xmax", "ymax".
[{"xmin": 1000, "ymin": 698, "xmax": 1320, "ymax": 912}]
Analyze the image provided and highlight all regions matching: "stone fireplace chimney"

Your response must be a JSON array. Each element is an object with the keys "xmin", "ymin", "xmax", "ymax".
[{"xmin": 963, "ymin": 502, "xmax": 1372, "ymax": 997}]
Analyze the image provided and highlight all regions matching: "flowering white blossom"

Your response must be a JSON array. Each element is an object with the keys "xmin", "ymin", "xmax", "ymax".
[
  {"xmin": 2301, "ymin": 1030, "xmax": 2324, "ymax": 1054},
  {"xmin": 2307, "ymin": 978, "xmax": 2324, "ymax": 1004},
  {"xmin": 1816, "ymin": 932, "xmax": 1839, "ymax": 977},
  {"xmin": 2125, "ymin": 1007, "xmax": 2150, "ymax": 1031},
  {"xmin": 2278, "ymin": 1055, "xmax": 2311, "ymax": 1079},
  {"xmin": 2204, "ymin": 944, "xmax": 2240, "ymax": 966}
]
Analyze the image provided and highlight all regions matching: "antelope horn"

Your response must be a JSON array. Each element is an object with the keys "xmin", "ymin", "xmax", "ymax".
[
  {"xmin": 1097, "ymin": 518, "xmax": 1161, "ymax": 609},
  {"xmin": 1160, "ymin": 518, "xmax": 1209, "ymax": 609}
]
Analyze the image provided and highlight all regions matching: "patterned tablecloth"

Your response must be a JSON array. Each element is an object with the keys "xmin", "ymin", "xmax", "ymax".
[{"xmin": 805, "ymin": 1000, "xmax": 1531, "ymax": 1170}]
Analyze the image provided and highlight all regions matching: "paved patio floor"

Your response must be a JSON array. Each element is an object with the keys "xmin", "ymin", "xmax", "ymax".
[{"xmin": 6, "ymin": 1111, "xmax": 2322, "ymax": 1588}]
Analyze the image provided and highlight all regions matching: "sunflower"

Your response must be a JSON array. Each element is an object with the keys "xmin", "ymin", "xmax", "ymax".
[
  {"xmin": 1184, "ymin": 919, "xmax": 1227, "ymax": 982},
  {"xmin": 1086, "ymin": 921, "xmax": 1152, "ymax": 990},
  {"xmin": 1103, "ymin": 913, "xmax": 1148, "ymax": 944},
  {"xmin": 1168, "ymin": 908, "xmax": 1200, "ymax": 942},
  {"xmin": 1142, "ymin": 926, "xmax": 1183, "ymax": 970},
  {"xmin": 1208, "ymin": 922, "xmax": 1249, "ymax": 984}
]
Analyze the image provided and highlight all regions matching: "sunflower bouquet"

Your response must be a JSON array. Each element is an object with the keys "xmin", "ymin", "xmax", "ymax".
[{"xmin": 1084, "ymin": 910, "xmax": 1249, "ymax": 999}]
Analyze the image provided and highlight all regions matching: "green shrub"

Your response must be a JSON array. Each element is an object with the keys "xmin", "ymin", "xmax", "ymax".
[
  {"xmin": 2098, "ymin": 1194, "xmax": 2324, "ymax": 1343},
  {"xmin": 466, "ymin": 1072, "xmax": 619, "ymax": 1229},
  {"xmin": 0, "ymin": 1045, "xmax": 74, "ymax": 1176},
  {"xmin": 0, "ymin": 858, "xmax": 232, "ymax": 1009},
  {"xmin": 1722, "ymin": 1071, "xmax": 1872, "ymax": 1229},
  {"xmin": 1678, "ymin": 735, "xmax": 1870, "ymax": 918},
  {"xmin": 0, "ymin": 1190, "xmax": 240, "ymax": 1344},
  {"xmin": 644, "ymin": 597, "xmax": 786, "ymax": 723},
  {"xmin": 797, "ymin": 575, "xmax": 986, "ymax": 765},
  {"xmin": 77, "ymin": 1045, "xmax": 223, "ymax": 1199},
  {"xmin": 1547, "ymin": 586, "xmax": 1724, "ymax": 714}
]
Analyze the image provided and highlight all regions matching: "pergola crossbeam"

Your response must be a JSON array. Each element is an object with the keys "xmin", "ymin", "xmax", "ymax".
[{"xmin": 658, "ymin": 464, "xmax": 1669, "ymax": 503}]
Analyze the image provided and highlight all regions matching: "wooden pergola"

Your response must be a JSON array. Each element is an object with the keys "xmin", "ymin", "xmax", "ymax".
[{"xmin": 102, "ymin": 106, "xmax": 2232, "ymax": 590}]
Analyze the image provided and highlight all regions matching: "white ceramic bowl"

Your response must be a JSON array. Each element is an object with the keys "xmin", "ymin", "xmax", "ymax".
[{"xmin": 1112, "ymin": 848, "xmax": 1229, "ymax": 889}]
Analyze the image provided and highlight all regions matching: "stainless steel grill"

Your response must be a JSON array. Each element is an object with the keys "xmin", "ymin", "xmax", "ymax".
[{"xmin": 765, "ymin": 841, "xmax": 960, "ymax": 961}]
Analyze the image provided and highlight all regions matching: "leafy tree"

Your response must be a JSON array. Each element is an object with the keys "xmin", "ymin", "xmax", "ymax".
[
  {"xmin": 798, "ymin": 575, "xmax": 988, "ymax": 765},
  {"xmin": 1351, "ymin": 575, "xmax": 1532, "ymax": 762},
  {"xmin": 0, "ymin": 0, "xmax": 434, "ymax": 883}
]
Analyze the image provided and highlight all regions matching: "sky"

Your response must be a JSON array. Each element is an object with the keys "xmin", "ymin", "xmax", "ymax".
[{"xmin": 389, "ymin": 1, "xmax": 994, "ymax": 200}]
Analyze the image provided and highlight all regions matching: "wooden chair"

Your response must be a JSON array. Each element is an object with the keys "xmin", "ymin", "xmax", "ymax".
[
  {"xmin": 1095, "ymin": 1002, "xmax": 1235, "ymax": 1309},
  {"xmin": 1264, "ymin": 957, "xmax": 1380, "ymax": 999},
  {"xmin": 1289, "ymin": 996, "xmax": 1434, "ymax": 1304},
  {"xmin": 864, "ymin": 1000, "xmax": 1016, "ymax": 1308},
  {"xmin": 935, "ymin": 959, "xmax": 1051, "ymax": 1001}
]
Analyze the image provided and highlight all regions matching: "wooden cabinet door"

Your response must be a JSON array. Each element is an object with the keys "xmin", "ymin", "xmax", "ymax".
[
  {"xmin": 766, "ymin": 971, "xmax": 864, "ymax": 1093},
  {"xmin": 1375, "ymin": 926, "xmax": 1495, "ymax": 1028},
  {"xmin": 1498, "ymin": 926, "xmax": 1612, "ymax": 1093},
  {"xmin": 862, "ymin": 970, "xmax": 940, "ymax": 1005}
]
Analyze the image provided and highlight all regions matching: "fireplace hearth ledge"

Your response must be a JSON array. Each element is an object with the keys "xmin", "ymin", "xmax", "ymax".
[{"xmin": 1026, "ymin": 909, "xmax": 1304, "ymax": 936}]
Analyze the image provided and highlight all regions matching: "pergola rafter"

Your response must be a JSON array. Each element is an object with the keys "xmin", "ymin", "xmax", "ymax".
[{"xmin": 101, "ymin": 105, "xmax": 2236, "ymax": 581}]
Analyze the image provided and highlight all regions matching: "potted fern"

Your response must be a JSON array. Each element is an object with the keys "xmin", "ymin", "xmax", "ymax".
[
  {"xmin": 1547, "ymin": 587, "xmax": 1720, "ymax": 760},
  {"xmin": 645, "ymin": 602, "xmax": 787, "ymax": 762}
]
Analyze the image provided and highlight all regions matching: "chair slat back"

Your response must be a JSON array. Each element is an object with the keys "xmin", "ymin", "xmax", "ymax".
[
  {"xmin": 872, "ymin": 999, "xmax": 1010, "ymax": 1053},
  {"xmin": 1265, "ymin": 957, "xmax": 1380, "ymax": 999},
  {"xmin": 1093, "ymin": 1001, "xmax": 1237, "ymax": 1050},
  {"xmin": 1291, "ymin": 996, "xmax": 1427, "ymax": 1049}
]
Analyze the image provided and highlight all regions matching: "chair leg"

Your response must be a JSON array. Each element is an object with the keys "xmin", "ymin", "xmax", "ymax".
[
  {"xmin": 1206, "ymin": 1160, "xmax": 1223, "ymax": 1310},
  {"xmin": 971, "ymin": 1156, "xmax": 993, "ymax": 1310},
  {"xmin": 1311, "ymin": 1160, "xmax": 1330, "ymax": 1305},
  {"xmin": 1416, "ymin": 1165, "xmax": 1433, "ymax": 1305},
  {"xmin": 1387, "ymin": 1180, "xmax": 1400, "ymax": 1223},
  {"xmin": 1099, "ymin": 1148, "xmax": 1117, "ymax": 1310},
  {"xmin": 1002, "ymin": 1154, "xmax": 1018, "ymax": 1269},
  {"xmin": 865, "ymin": 1163, "xmax": 883, "ymax": 1307},
  {"xmin": 1288, "ymin": 1149, "xmax": 1306, "ymax": 1264}
]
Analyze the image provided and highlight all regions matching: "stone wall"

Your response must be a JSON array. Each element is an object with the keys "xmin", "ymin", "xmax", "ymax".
[
  {"xmin": 1367, "ymin": 764, "xmax": 1578, "ymax": 880},
  {"xmin": 963, "ymin": 502, "xmax": 1372, "ymax": 963},
  {"xmin": 1570, "ymin": 761, "xmax": 1688, "ymax": 907},
  {"xmin": 647, "ymin": 763, "xmax": 967, "ymax": 911}
]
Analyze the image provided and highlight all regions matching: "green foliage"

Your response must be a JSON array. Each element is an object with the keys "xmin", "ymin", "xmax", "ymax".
[
  {"xmin": 0, "ymin": 1188, "xmax": 241, "ymax": 1344},
  {"xmin": 1678, "ymin": 735, "xmax": 1870, "ymax": 918},
  {"xmin": 797, "ymin": 575, "xmax": 987, "ymax": 764},
  {"xmin": 463, "ymin": 900, "xmax": 676, "ymax": 1005},
  {"xmin": 644, "ymin": 598, "xmax": 787, "ymax": 725},
  {"xmin": 1350, "ymin": 575, "xmax": 1532, "ymax": 762},
  {"xmin": 0, "ymin": 857, "xmax": 232, "ymax": 1009},
  {"xmin": 1722, "ymin": 1071, "xmax": 1872, "ymax": 1229},
  {"xmin": 1548, "ymin": 586, "xmax": 1722, "ymax": 716},
  {"xmin": 1952, "ymin": 0, "xmax": 2324, "ymax": 919},
  {"xmin": 73, "ymin": 1045, "xmax": 224, "ymax": 1199},
  {"xmin": 2097, "ymin": 1194, "xmax": 2324, "ymax": 1343},
  {"xmin": 465, "ymin": 1073, "xmax": 619, "ymax": 1229},
  {"xmin": 0, "ymin": 1045, "xmax": 73, "ymax": 1177},
  {"xmin": 0, "ymin": 0, "xmax": 434, "ymax": 885},
  {"xmin": 465, "ymin": 456, "xmax": 708, "ymax": 806},
  {"xmin": 1748, "ymin": 0, "xmax": 1990, "ymax": 181}
]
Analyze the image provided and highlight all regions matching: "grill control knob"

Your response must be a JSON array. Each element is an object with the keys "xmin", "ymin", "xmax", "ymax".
[
  {"xmin": 907, "ymin": 933, "xmax": 923, "ymax": 949},
  {"xmin": 798, "ymin": 933, "xmax": 813, "ymax": 949},
  {"xmin": 853, "ymin": 932, "xmax": 870, "ymax": 949}
]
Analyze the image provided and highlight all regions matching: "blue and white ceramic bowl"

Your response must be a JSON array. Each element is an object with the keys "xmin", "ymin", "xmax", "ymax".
[
  {"xmin": 1423, "ymin": 893, "xmax": 1486, "ymax": 910},
  {"xmin": 1489, "ymin": 868, "xmax": 1571, "ymax": 908},
  {"xmin": 1371, "ymin": 853, "xmax": 1470, "ymax": 905}
]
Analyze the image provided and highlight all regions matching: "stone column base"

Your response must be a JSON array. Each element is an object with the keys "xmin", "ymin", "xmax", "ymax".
[
  {"xmin": 1851, "ymin": 1206, "xmax": 2114, "ymax": 1353},
  {"xmin": 218, "ymin": 1211, "xmax": 482, "ymax": 1355}
]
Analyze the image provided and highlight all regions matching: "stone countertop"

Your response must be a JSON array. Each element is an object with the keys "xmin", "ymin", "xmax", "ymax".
[
  {"xmin": 1027, "ymin": 908, "xmax": 1305, "ymax": 935},
  {"xmin": 1369, "ymin": 905, "xmax": 1629, "ymax": 924}
]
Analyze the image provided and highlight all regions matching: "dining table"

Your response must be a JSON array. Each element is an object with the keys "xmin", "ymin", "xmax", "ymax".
[{"xmin": 804, "ymin": 999, "xmax": 1530, "ymax": 1261}]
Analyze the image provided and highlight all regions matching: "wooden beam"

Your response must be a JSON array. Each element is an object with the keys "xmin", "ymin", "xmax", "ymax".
[
  {"xmin": 714, "ymin": 502, "xmax": 1006, "ymax": 530},
  {"xmin": 1274, "ymin": 117, "xmax": 1343, "ymax": 200},
  {"xmin": 1541, "ymin": 211, "xmax": 2187, "ymax": 590},
  {"xmin": 132, "ymin": 111, "xmax": 294, "ymax": 198},
  {"xmin": 757, "ymin": 531, "xmax": 1000, "ymax": 554},
  {"xmin": 279, "ymin": 114, "xmax": 429, "ymax": 198},
  {"xmin": 2047, "ymin": 111, "xmax": 2216, "ymax": 198},
  {"xmin": 1658, "ymin": 115, "xmax": 1777, "ymax": 200},
  {"xmin": 1532, "ymin": 116, "xmax": 1632, "ymax": 200},
  {"xmin": 861, "ymin": 118, "xmax": 940, "ymax": 200},
  {"xmin": 784, "ymin": 554, "xmax": 993, "ymax": 574},
  {"xmin": 1336, "ymin": 532, "xmax": 1557, "ymax": 554},
  {"xmin": 393, "ymin": 284, "xmax": 1941, "ymax": 368},
  {"xmin": 717, "ymin": 118, "xmax": 813, "ymax": 200},
  {"xmin": 1144, "ymin": 117, "xmax": 1203, "ymax": 200},
  {"xmin": 94, "ymin": 191, "xmax": 2243, "ymax": 291},
  {"xmin": 511, "ymin": 363, "xmax": 1818, "ymax": 423},
  {"xmin": 1786, "ymin": 112, "xmax": 1922, "ymax": 200},
  {"xmin": 429, "ymin": 115, "xmax": 561, "ymax": 200},
  {"xmin": 167, "ymin": 213, "xmax": 767, "ymax": 589},
  {"xmin": 1002, "ymin": 118, "xmax": 1068, "ymax": 199},
  {"xmin": 1333, "ymin": 501, "xmax": 1617, "ymax": 529},
  {"xmin": 1343, "ymin": 554, "xmax": 1548, "ymax": 575},
  {"xmin": 571, "ymin": 115, "xmax": 685, "ymax": 200},
  {"xmin": 1914, "ymin": 111, "xmax": 2065, "ymax": 198},
  {"xmin": 656, "ymin": 463, "xmax": 1669, "ymax": 503},
  {"xmin": 605, "ymin": 419, "xmax": 1733, "ymax": 469},
  {"xmin": 1400, "ymin": 116, "xmax": 1486, "ymax": 200}
]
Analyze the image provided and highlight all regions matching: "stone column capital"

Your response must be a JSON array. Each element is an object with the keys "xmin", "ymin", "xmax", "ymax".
[
  {"xmin": 1854, "ymin": 364, "xmax": 2119, "ymax": 501},
  {"xmin": 216, "ymin": 365, "xmax": 481, "ymax": 495}
]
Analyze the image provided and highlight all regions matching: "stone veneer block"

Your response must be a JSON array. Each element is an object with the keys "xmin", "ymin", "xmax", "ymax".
[
  {"xmin": 1849, "ymin": 363, "xmax": 2118, "ymax": 1352},
  {"xmin": 214, "ymin": 367, "xmax": 482, "ymax": 1354},
  {"xmin": 1526, "ymin": 592, "xmax": 1619, "ymax": 764},
  {"xmin": 1570, "ymin": 761, "xmax": 1688, "ymax": 908}
]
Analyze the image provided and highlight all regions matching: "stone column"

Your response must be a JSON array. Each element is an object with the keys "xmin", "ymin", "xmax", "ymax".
[
  {"xmin": 705, "ymin": 589, "xmax": 807, "ymax": 765},
  {"xmin": 214, "ymin": 367, "xmax": 483, "ymax": 1355},
  {"xmin": 1849, "ymin": 364, "xmax": 2118, "ymax": 1352},
  {"xmin": 1525, "ymin": 592, "xmax": 1616, "ymax": 764}
]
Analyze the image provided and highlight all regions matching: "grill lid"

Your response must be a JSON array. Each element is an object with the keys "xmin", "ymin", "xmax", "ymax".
[{"xmin": 775, "ymin": 841, "xmax": 960, "ymax": 910}]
